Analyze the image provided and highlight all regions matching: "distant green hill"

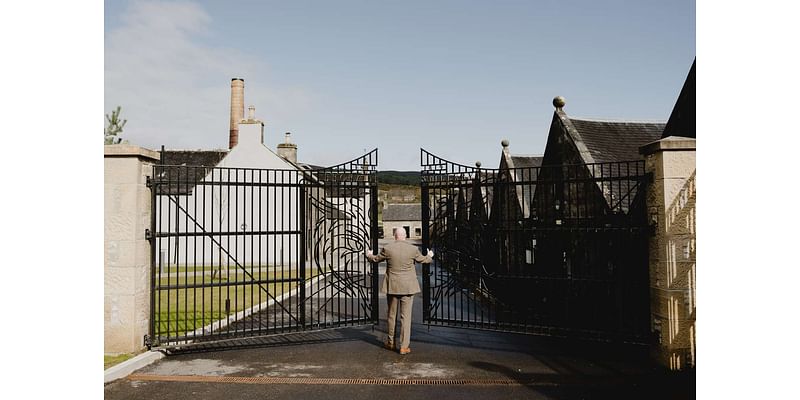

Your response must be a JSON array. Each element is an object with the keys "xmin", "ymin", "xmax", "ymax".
[{"xmin": 376, "ymin": 171, "xmax": 420, "ymax": 186}]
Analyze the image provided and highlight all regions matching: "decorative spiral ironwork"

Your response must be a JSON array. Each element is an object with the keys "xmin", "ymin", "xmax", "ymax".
[{"xmin": 149, "ymin": 149, "xmax": 379, "ymax": 350}]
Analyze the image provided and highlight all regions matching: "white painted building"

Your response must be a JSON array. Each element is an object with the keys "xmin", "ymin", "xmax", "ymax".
[
  {"xmin": 154, "ymin": 77, "xmax": 374, "ymax": 272},
  {"xmin": 156, "ymin": 109, "xmax": 302, "ymax": 268},
  {"xmin": 156, "ymin": 135, "xmax": 373, "ymax": 274}
]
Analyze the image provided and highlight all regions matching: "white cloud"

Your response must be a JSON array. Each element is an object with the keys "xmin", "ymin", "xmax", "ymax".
[{"xmin": 105, "ymin": 0, "xmax": 313, "ymax": 150}]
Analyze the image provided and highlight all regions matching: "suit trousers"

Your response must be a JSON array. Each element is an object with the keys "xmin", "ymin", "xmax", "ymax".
[{"xmin": 386, "ymin": 294, "xmax": 414, "ymax": 349}]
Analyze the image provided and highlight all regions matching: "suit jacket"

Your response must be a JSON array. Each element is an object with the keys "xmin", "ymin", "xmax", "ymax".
[{"xmin": 367, "ymin": 241, "xmax": 432, "ymax": 295}]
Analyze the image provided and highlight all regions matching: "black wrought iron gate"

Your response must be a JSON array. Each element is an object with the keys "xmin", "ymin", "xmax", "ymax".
[
  {"xmin": 147, "ymin": 150, "xmax": 379, "ymax": 350},
  {"xmin": 420, "ymin": 149, "xmax": 650, "ymax": 342}
]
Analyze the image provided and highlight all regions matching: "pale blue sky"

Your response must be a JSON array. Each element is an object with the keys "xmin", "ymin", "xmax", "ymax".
[{"xmin": 105, "ymin": 0, "xmax": 695, "ymax": 170}]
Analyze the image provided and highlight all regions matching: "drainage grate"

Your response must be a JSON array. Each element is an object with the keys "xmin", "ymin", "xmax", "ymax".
[{"xmin": 127, "ymin": 374, "xmax": 551, "ymax": 386}]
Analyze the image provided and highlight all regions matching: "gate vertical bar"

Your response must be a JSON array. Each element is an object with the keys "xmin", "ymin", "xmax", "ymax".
[
  {"xmin": 148, "ymin": 162, "xmax": 157, "ymax": 349},
  {"xmin": 147, "ymin": 149, "xmax": 385, "ymax": 350},
  {"xmin": 370, "ymin": 170, "xmax": 379, "ymax": 325},
  {"xmin": 299, "ymin": 182, "xmax": 307, "ymax": 329},
  {"xmin": 421, "ymin": 178, "xmax": 431, "ymax": 322}
]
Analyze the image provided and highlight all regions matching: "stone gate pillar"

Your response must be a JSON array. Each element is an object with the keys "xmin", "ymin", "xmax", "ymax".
[
  {"xmin": 640, "ymin": 137, "xmax": 696, "ymax": 370},
  {"xmin": 104, "ymin": 145, "xmax": 159, "ymax": 354}
]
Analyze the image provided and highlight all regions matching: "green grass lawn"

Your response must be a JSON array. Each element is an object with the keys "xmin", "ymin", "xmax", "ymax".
[
  {"xmin": 158, "ymin": 264, "xmax": 299, "ymax": 274},
  {"xmin": 155, "ymin": 268, "xmax": 317, "ymax": 339},
  {"xmin": 104, "ymin": 353, "xmax": 137, "ymax": 369}
]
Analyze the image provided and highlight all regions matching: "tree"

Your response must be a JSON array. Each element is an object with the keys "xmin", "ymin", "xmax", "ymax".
[{"xmin": 104, "ymin": 106, "xmax": 128, "ymax": 144}]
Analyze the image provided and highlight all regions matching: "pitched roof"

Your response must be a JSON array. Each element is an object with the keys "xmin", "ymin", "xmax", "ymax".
[
  {"xmin": 156, "ymin": 150, "xmax": 229, "ymax": 195},
  {"xmin": 543, "ymin": 110, "xmax": 662, "ymax": 214},
  {"xmin": 383, "ymin": 203, "xmax": 421, "ymax": 221},
  {"xmin": 565, "ymin": 117, "xmax": 665, "ymax": 163},
  {"xmin": 509, "ymin": 155, "xmax": 543, "ymax": 169},
  {"xmin": 307, "ymin": 195, "xmax": 350, "ymax": 220},
  {"xmin": 499, "ymin": 151, "xmax": 542, "ymax": 218},
  {"xmin": 662, "ymin": 59, "xmax": 696, "ymax": 139},
  {"xmin": 160, "ymin": 149, "xmax": 229, "ymax": 167}
]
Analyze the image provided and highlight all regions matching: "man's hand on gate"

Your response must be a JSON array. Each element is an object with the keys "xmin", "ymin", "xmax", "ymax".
[{"xmin": 427, "ymin": 248, "xmax": 435, "ymax": 258}]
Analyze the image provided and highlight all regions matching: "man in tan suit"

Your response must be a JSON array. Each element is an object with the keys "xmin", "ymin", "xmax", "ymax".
[{"xmin": 366, "ymin": 228, "xmax": 434, "ymax": 355}]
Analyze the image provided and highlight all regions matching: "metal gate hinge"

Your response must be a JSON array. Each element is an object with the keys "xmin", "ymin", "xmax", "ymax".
[
  {"xmin": 145, "ymin": 229, "xmax": 152, "ymax": 240},
  {"xmin": 144, "ymin": 334, "xmax": 151, "ymax": 348},
  {"xmin": 146, "ymin": 176, "xmax": 153, "ymax": 188}
]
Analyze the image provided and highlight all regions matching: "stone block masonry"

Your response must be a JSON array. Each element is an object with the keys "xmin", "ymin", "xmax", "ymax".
[
  {"xmin": 641, "ymin": 137, "xmax": 696, "ymax": 371},
  {"xmin": 104, "ymin": 145, "xmax": 159, "ymax": 354}
]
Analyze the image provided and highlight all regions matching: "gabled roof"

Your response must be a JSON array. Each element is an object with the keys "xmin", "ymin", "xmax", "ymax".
[
  {"xmin": 508, "ymin": 155, "xmax": 543, "ymax": 169},
  {"xmin": 541, "ymin": 106, "xmax": 664, "ymax": 214},
  {"xmin": 307, "ymin": 195, "xmax": 350, "ymax": 220},
  {"xmin": 433, "ymin": 172, "xmax": 494, "ymax": 223},
  {"xmin": 662, "ymin": 59, "xmax": 696, "ymax": 139},
  {"xmin": 498, "ymin": 148, "xmax": 543, "ymax": 218},
  {"xmin": 383, "ymin": 203, "xmax": 421, "ymax": 221},
  {"xmin": 499, "ymin": 145, "xmax": 543, "ymax": 174},
  {"xmin": 157, "ymin": 150, "xmax": 229, "ymax": 195},
  {"xmin": 558, "ymin": 114, "xmax": 665, "ymax": 164},
  {"xmin": 161, "ymin": 149, "xmax": 228, "ymax": 167}
]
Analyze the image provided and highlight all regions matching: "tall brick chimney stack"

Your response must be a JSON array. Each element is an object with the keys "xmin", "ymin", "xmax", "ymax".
[{"xmin": 229, "ymin": 78, "xmax": 245, "ymax": 149}]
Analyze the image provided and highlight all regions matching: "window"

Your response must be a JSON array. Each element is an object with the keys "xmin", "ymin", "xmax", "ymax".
[{"xmin": 415, "ymin": 227, "xmax": 421, "ymax": 237}]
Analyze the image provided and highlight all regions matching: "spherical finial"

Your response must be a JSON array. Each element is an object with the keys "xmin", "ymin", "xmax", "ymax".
[
  {"xmin": 501, "ymin": 139, "xmax": 509, "ymax": 148},
  {"xmin": 475, "ymin": 161, "xmax": 482, "ymax": 168},
  {"xmin": 553, "ymin": 96, "xmax": 566, "ymax": 109}
]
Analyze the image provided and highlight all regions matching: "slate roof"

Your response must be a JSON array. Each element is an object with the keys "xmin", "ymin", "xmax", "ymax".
[
  {"xmin": 160, "ymin": 149, "xmax": 229, "ymax": 167},
  {"xmin": 383, "ymin": 204, "xmax": 421, "ymax": 221},
  {"xmin": 509, "ymin": 155, "xmax": 543, "ymax": 169},
  {"xmin": 156, "ymin": 150, "xmax": 229, "ymax": 195},
  {"xmin": 541, "ymin": 110, "xmax": 664, "ymax": 214},
  {"xmin": 567, "ymin": 118, "xmax": 665, "ymax": 163},
  {"xmin": 662, "ymin": 60, "xmax": 696, "ymax": 139},
  {"xmin": 498, "ymin": 153, "xmax": 542, "ymax": 218},
  {"xmin": 307, "ymin": 195, "xmax": 350, "ymax": 220}
]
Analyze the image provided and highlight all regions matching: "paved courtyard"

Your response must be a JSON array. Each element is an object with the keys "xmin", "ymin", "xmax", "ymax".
[{"xmin": 106, "ymin": 259, "xmax": 693, "ymax": 399}]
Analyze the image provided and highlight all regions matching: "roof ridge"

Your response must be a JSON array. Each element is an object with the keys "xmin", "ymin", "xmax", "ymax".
[
  {"xmin": 569, "ymin": 116, "xmax": 667, "ymax": 124},
  {"xmin": 162, "ymin": 148, "xmax": 229, "ymax": 152}
]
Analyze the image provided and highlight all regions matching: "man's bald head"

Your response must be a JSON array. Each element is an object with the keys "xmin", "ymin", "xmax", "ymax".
[{"xmin": 393, "ymin": 228, "xmax": 407, "ymax": 240}]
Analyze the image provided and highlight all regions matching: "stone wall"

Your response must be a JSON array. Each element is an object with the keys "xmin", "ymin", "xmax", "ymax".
[
  {"xmin": 641, "ymin": 137, "xmax": 696, "ymax": 370},
  {"xmin": 383, "ymin": 221, "xmax": 422, "ymax": 239},
  {"xmin": 104, "ymin": 145, "xmax": 159, "ymax": 354}
]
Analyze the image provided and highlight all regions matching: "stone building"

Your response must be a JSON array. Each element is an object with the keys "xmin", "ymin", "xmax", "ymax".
[
  {"xmin": 484, "ymin": 98, "xmax": 668, "ymax": 339},
  {"xmin": 641, "ymin": 59, "xmax": 696, "ymax": 370},
  {"xmin": 491, "ymin": 143, "xmax": 543, "ymax": 272},
  {"xmin": 382, "ymin": 203, "xmax": 422, "ymax": 239},
  {"xmin": 540, "ymin": 97, "xmax": 665, "ymax": 172},
  {"xmin": 527, "ymin": 98, "xmax": 666, "ymax": 273}
]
